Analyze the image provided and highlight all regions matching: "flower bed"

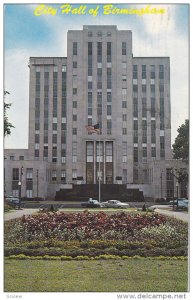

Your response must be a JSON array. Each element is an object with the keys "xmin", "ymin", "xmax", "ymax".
[{"xmin": 4, "ymin": 211, "xmax": 188, "ymax": 257}]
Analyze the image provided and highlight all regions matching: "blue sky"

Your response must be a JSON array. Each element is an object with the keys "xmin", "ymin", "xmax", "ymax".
[{"xmin": 4, "ymin": 3, "xmax": 189, "ymax": 149}]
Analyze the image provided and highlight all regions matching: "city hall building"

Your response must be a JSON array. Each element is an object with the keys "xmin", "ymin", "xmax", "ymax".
[{"xmin": 4, "ymin": 25, "xmax": 187, "ymax": 201}]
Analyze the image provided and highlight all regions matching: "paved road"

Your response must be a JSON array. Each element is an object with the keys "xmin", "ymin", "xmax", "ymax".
[{"xmin": 155, "ymin": 208, "xmax": 189, "ymax": 222}]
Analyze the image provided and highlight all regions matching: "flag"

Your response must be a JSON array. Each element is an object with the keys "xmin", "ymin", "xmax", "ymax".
[{"xmin": 86, "ymin": 123, "xmax": 100, "ymax": 134}]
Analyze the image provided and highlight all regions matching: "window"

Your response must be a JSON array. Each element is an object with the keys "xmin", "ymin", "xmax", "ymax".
[
  {"xmin": 97, "ymin": 68, "xmax": 102, "ymax": 89},
  {"xmin": 107, "ymin": 92, "xmax": 112, "ymax": 102},
  {"xmin": 88, "ymin": 81, "xmax": 92, "ymax": 90},
  {"xmin": 150, "ymin": 65, "xmax": 155, "ymax": 79},
  {"xmin": 107, "ymin": 68, "xmax": 111, "ymax": 89},
  {"xmin": 107, "ymin": 42, "xmax": 112, "ymax": 62},
  {"xmin": 44, "ymin": 66, "xmax": 49, "ymax": 72},
  {"xmin": 134, "ymin": 147, "xmax": 138, "ymax": 162},
  {"xmin": 122, "ymin": 75, "xmax": 127, "ymax": 82},
  {"xmin": 73, "ymin": 101, "xmax": 77, "ymax": 108},
  {"xmin": 97, "ymin": 42, "xmax": 102, "ymax": 62},
  {"xmin": 72, "ymin": 128, "xmax": 77, "ymax": 135},
  {"xmin": 72, "ymin": 142, "xmax": 77, "ymax": 163},
  {"xmin": 122, "ymin": 142, "xmax": 127, "ymax": 163},
  {"xmin": 26, "ymin": 190, "xmax": 33, "ymax": 198},
  {"xmin": 73, "ymin": 88, "xmax": 77, "ymax": 95},
  {"xmin": 133, "ymin": 120, "xmax": 138, "ymax": 130},
  {"xmin": 142, "ymin": 65, "xmax": 146, "ymax": 79},
  {"xmin": 122, "ymin": 128, "xmax": 127, "ymax": 135},
  {"xmin": 88, "ymin": 42, "xmax": 92, "ymax": 55},
  {"xmin": 133, "ymin": 98, "xmax": 138, "ymax": 117},
  {"xmin": 159, "ymin": 65, "xmax": 164, "ymax": 79},
  {"xmin": 19, "ymin": 156, "xmax": 24, "ymax": 160},
  {"xmin": 10, "ymin": 156, "xmax": 15, "ymax": 161},
  {"xmin": 35, "ymin": 150, "xmax": 39, "ymax": 158},
  {"xmin": 72, "ymin": 169, "xmax": 77, "ymax": 179},
  {"xmin": 86, "ymin": 141, "xmax": 94, "ymax": 162},
  {"xmin": 107, "ymin": 105, "xmax": 112, "ymax": 116},
  {"xmin": 122, "ymin": 101, "xmax": 127, "ymax": 108},
  {"xmin": 151, "ymin": 97, "xmax": 156, "ymax": 117},
  {"xmin": 142, "ymin": 147, "xmax": 147, "ymax": 158},
  {"xmin": 142, "ymin": 98, "xmax": 147, "ymax": 117},
  {"xmin": 26, "ymin": 168, "xmax": 33, "ymax": 180},
  {"xmin": 142, "ymin": 85, "xmax": 146, "ymax": 93},
  {"xmin": 73, "ymin": 114, "xmax": 77, "ymax": 121},
  {"xmin": 73, "ymin": 61, "xmax": 77, "ymax": 68},
  {"xmin": 12, "ymin": 168, "xmax": 19, "ymax": 180},
  {"xmin": 133, "ymin": 65, "xmax": 138, "ymax": 79},
  {"xmin": 52, "ymin": 170, "xmax": 57, "ymax": 181},
  {"xmin": 62, "ymin": 65, "xmax": 67, "ymax": 72},
  {"xmin": 107, "ymin": 120, "xmax": 112, "ymax": 135},
  {"xmin": 73, "ymin": 42, "xmax": 77, "ymax": 55},
  {"xmin": 61, "ymin": 170, "xmax": 66, "ymax": 181},
  {"xmin": 151, "ymin": 147, "xmax": 156, "ymax": 158},
  {"xmin": 88, "ymin": 31, "xmax": 92, "ymax": 37},
  {"xmin": 106, "ymin": 141, "xmax": 113, "ymax": 162},
  {"xmin": 53, "ymin": 66, "xmax": 58, "ymax": 72},
  {"xmin": 122, "ymin": 42, "xmax": 126, "ymax": 55}
]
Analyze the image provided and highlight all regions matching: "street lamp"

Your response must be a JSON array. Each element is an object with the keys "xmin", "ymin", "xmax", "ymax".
[
  {"xmin": 176, "ymin": 181, "xmax": 179, "ymax": 209},
  {"xmin": 18, "ymin": 181, "xmax": 21, "ymax": 209}
]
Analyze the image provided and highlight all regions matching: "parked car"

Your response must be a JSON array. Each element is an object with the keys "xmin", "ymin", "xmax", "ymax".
[
  {"xmin": 5, "ymin": 196, "xmax": 20, "ymax": 207},
  {"xmin": 81, "ymin": 198, "xmax": 102, "ymax": 208},
  {"xmin": 101, "ymin": 200, "xmax": 129, "ymax": 209},
  {"xmin": 169, "ymin": 198, "xmax": 189, "ymax": 209}
]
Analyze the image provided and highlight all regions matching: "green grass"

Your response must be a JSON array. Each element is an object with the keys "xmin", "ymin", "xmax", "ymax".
[{"xmin": 4, "ymin": 258, "xmax": 188, "ymax": 292}]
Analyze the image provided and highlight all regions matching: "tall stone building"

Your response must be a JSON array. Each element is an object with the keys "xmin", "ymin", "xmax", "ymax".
[{"xmin": 4, "ymin": 25, "xmax": 188, "ymax": 201}]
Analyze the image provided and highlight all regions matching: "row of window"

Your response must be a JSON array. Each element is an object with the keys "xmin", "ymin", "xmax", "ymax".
[
  {"xmin": 36, "ymin": 65, "xmax": 67, "ymax": 73},
  {"xmin": 133, "ymin": 65, "xmax": 164, "ymax": 79}
]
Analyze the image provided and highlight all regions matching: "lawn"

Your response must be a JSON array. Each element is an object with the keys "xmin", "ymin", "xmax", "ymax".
[{"xmin": 4, "ymin": 258, "xmax": 188, "ymax": 292}]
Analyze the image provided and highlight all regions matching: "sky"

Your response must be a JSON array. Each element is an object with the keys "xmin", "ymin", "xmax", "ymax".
[{"xmin": 3, "ymin": 2, "xmax": 189, "ymax": 149}]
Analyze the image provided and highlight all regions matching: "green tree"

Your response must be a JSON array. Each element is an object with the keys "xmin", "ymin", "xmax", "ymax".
[
  {"xmin": 4, "ymin": 91, "xmax": 14, "ymax": 136},
  {"xmin": 172, "ymin": 119, "xmax": 189, "ymax": 163}
]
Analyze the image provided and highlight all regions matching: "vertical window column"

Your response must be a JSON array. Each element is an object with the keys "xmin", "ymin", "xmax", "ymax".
[
  {"xmin": 35, "ymin": 69, "xmax": 40, "ymax": 159},
  {"xmin": 12, "ymin": 168, "xmax": 19, "ymax": 196},
  {"xmin": 61, "ymin": 65, "xmax": 67, "ymax": 164},
  {"xmin": 26, "ymin": 168, "xmax": 33, "ymax": 198},
  {"xmin": 44, "ymin": 70, "xmax": 49, "ymax": 159},
  {"xmin": 97, "ymin": 92, "xmax": 102, "ymax": 128}
]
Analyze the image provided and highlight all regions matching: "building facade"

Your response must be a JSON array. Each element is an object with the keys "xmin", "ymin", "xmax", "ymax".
[{"xmin": 4, "ymin": 25, "xmax": 188, "ymax": 201}]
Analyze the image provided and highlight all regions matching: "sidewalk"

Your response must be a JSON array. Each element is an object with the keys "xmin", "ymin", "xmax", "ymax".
[{"xmin": 4, "ymin": 208, "xmax": 39, "ymax": 221}]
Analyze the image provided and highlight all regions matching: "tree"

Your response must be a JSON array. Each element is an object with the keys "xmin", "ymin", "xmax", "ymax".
[
  {"xmin": 172, "ymin": 119, "xmax": 189, "ymax": 163},
  {"xmin": 4, "ymin": 91, "xmax": 14, "ymax": 136}
]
